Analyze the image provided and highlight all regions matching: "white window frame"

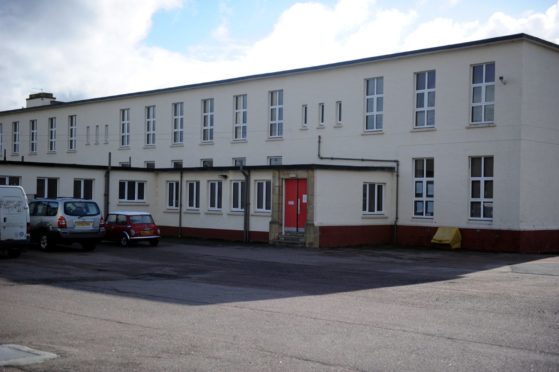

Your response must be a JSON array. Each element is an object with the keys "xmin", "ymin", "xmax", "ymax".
[
  {"xmin": 95, "ymin": 125, "xmax": 100, "ymax": 145},
  {"xmin": 415, "ymin": 71, "xmax": 436, "ymax": 128},
  {"xmin": 413, "ymin": 158, "xmax": 434, "ymax": 217},
  {"xmin": 365, "ymin": 77, "xmax": 384, "ymax": 131},
  {"xmin": 301, "ymin": 104, "xmax": 308, "ymax": 128},
  {"xmin": 471, "ymin": 62, "xmax": 495, "ymax": 124},
  {"xmin": 86, "ymin": 126, "xmax": 91, "ymax": 145},
  {"xmin": 186, "ymin": 181, "xmax": 200, "ymax": 210},
  {"xmin": 30, "ymin": 120, "xmax": 37, "ymax": 153},
  {"xmin": 104, "ymin": 124, "xmax": 109, "ymax": 144},
  {"xmin": 233, "ymin": 94, "xmax": 247, "ymax": 140},
  {"xmin": 172, "ymin": 102, "xmax": 184, "ymax": 144},
  {"xmin": 118, "ymin": 180, "xmax": 145, "ymax": 202},
  {"xmin": 73, "ymin": 178, "xmax": 94, "ymax": 200},
  {"xmin": 233, "ymin": 157, "xmax": 246, "ymax": 167},
  {"xmin": 145, "ymin": 105, "xmax": 156, "ymax": 146},
  {"xmin": 12, "ymin": 121, "xmax": 20, "ymax": 154},
  {"xmin": 208, "ymin": 180, "xmax": 222, "ymax": 211},
  {"xmin": 231, "ymin": 180, "xmax": 245, "ymax": 212},
  {"xmin": 145, "ymin": 161, "xmax": 155, "ymax": 169},
  {"xmin": 269, "ymin": 90, "xmax": 283, "ymax": 138},
  {"xmin": 336, "ymin": 101, "xmax": 343, "ymax": 125},
  {"xmin": 318, "ymin": 103, "xmax": 325, "ymax": 126},
  {"xmin": 362, "ymin": 183, "xmax": 384, "ymax": 214},
  {"xmin": 202, "ymin": 98, "xmax": 214, "ymax": 143},
  {"xmin": 201, "ymin": 159, "xmax": 213, "ymax": 168},
  {"xmin": 469, "ymin": 156, "xmax": 493, "ymax": 220},
  {"xmin": 267, "ymin": 156, "xmax": 282, "ymax": 166},
  {"xmin": 120, "ymin": 108, "xmax": 130, "ymax": 147},
  {"xmin": 48, "ymin": 117, "xmax": 56, "ymax": 152},
  {"xmin": 68, "ymin": 115, "xmax": 77, "ymax": 151},
  {"xmin": 167, "ymin": 181, "xmax": 180, "ymax": 209},
  {"xmin": 0, "ymin": 176, "xmax": 21, "ymax": 186},
  {"xmin": 36, "ymin": 177, "xmax": 58, "ymax": 198},
  {"xmin": 255, "ymin": 180, "xmax": 272, "ymax": 212}
]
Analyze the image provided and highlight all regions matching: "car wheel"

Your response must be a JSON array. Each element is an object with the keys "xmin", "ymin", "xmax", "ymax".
[
  {"xmin": 119, "ymin": 234, "xmax": 129, "ymax": 247},
  {"xmin": 39, "ymin": 233, "xmax": 54, "ymax": 251},
  {"xmin": 149, "ymin": 239, "xmax": 159, "ymax": 247},
  {"xmin": 81, "ymin": 242, "xmax": 97, "ymax": 251},
  {"xmin": 7, "ymin": 249, "xmax": 21, "ymax": 258}
]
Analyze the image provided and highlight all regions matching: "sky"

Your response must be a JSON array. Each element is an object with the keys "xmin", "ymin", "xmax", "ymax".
[{"xmin": 0, "ymin": 0, "xmax": 558, "ymax": 111}]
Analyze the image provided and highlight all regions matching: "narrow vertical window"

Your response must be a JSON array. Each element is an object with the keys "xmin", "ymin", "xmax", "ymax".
[
  {"xmin": 86, "ymin": 126, "xmax": 91, "ymax": 145},
  {"xmin": 104, "ymin": 124, "xmax": 109, "ymax": 144},
  {"xmin": 471, "ymin": 62, "xmax": 495, "ymax": 124},
  {"xmin": 120, "ymin": 109, "xmax": 130, "ymax": 147},
  {"xmin": 145, "ymin": 105, "xmax": 156, "ymax": 145},
  {"xmin": 208, "ymin": 180, "xmax": 222, "ymax": 210},
  {"xmin": 301, "ymin": 104, "xmax": 308, "ymax": 128},
  {"xmin": 336, "ymin": 101, "xmax": 343, "ymax": 125},
  {"xmin": 362, "ymin": 183, "xmax": 384, "ymax": 214},
  {"xmin": 172, "ymin": 102, "xmax": 184, "ymax": 144},
  {"xmin": 413, "ymin": 158, "xmax": 434, "ymax": 217},
  {"xmin": 68, "ymin": 115, "xmax": 77, "ymax": 151},
  {"xmin": 167, "ymin": 181, "xmax": 180, "ymax": 209},
  {"xmin": 255, "ymin": 180, "xmax": 272, "ymax": 212},
  {"xmin": 318, "ymin": 103, "xmax": 325, "ymax": 126},
  {"xmin": 470, "ymin": 156, "xmax": 493, "ymax": 219},
  {"xmin": 233, "ymin": 94, "xmax": 247, "ymax": 140},
  {"xmin": 365, "ymin": 77, "xmax": 384, "ymax": 131},
  {"xmin": 231, "ymin": 180, "xmax": 246, "ymax": 211},
  {"xmin": 269, "ymin": 90, "xmax": 283, "ymax": 138},
  {"xmin": 202, "ymin": 98, "xmax": 214, "ymax": 142},
  {"xmin": 95, "ymin": 125, "xmax": 99, "ymax": 145},
  {"xmin": 48, "ymin": 117, "xmax": 56, "ymax": 152},
  {"xmin": 186, "ymin": 181, "xmax": 200, "ymax": 209},
  {"xmin": 29, "ymin": 120, "xmax": 37, "ymax": 153},
  {"xmin": 415, "ymin": 71, "xmax": 436, "ymax": 128},
  {"xmin": 12, "ymin": 121, "xmax": 20, "ymax": 154}
]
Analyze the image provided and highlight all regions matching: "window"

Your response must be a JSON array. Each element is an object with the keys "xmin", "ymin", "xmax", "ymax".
[
  {"xmin": 12, "ymin": 121, "xmax": 20, "ymax": 154},
  {"xmin": 233, "ymin": 94, "xmax": 247, "ymax": 140},
  {"xmin": 118, "ymin": 180, "xmax": 145, "ymax": 201},
  {"xmin": 145, "ymin": 161, "xmax": 155, "ymax": 169},
  {"xmin": 255, "ymin": 180, "xmax": 271, "ymax": 212},
  {"xmin": 231, "ymin": 180, "xmax": 245, "ymax": 211},
  {"xmin": 413, "ymin": 158, "xmax": 434, "ymax": 217},
  {"xmin": 269, "ymin": 90, "xmax": 283, "ymax": 137},
  {"xmin": 48, "ymin": 117, "xmax": 56, "ymax": 152},
  {"xmin": 201, "ymin": 159, "xmax": 213, "ymax": 168},
  {"xmin": 365, "ymin": 77, "xmax": 384, "ymax": 131},
  {"xmin": 145, "ymin": 105, "xmax": 156, "ymax": 145},
  {"xmin": 415, "ymin": 71, "xmax": 436, "ymax": 128},
  {"xmin": 172, "ymin": 160, "xmax": 183, "ymax": 168},
  {"xmin": 172, "ymin": 102, "xmax": 184, "ymax": 144},
  {"xmin": 104, "ymin": 124, "xmax": 109, "ymax": 144},
  {"xmin": 95, "ymin": 125, "xmax": 99, "ymax": 145},
  {"xmin": 119, "ymin": 161, "xmax": 131, "ymax": 168},
  {"xmin": 186, "ymin": 181, "xmax": 200, "ymax": 209},
  {"xmin": 471, "ymin": 62, "xmax": 495, "ymax": 124},
  {"xmin": 470, "ymin": 156, "xmax": 493, "ymax": 219},
  {"xmin": 0, "ymin": 176, "xmax": 21, "ymax": 185},
  {"xmin": 120, "ymin": 109, "xmax": 130, "ymax": 147},
  {"xmin": 208, "ymin": 180, "xmax": 222, "ymax": 210},
  {"xmin": 318, "ymin": 103, "xmax": 325, "ymax": 126},
  {"xmin": 301, "ymin": 104, "xmax": 308, "ymax": 128},
  {"xmin": 202, "ymin": 98, "xmax": 214, "ymax": 142},
  {"xmin": 37, "ymin": 177, "xmax": 58, "ymax": 198},
  {"xmin": 362, "ymin": 183, "xmax": 384, "ymax": 214},
  {"xmin": 30, "ymin": 120, "xmax": 37, "ymax": 153},
  {"xmin": 233, "ymin": 157, "xmax": 246, "ymax": 167},
  {"xmin": 336, "ymin": 101, "xmax": 342, "ymax": 125},
  {"xmin": 86, "ymin": 126, "xmax": 91, "ymax": 145},
  {"xmin": 268, "ymin": 156, "xmax": 282, "ymax": 166},
  {"xmin": 68, "ymin": 115, "xmax": 77, "ymax": 151},
  {"xmin": 73, "ymin": 179, "xmax": 93, "ymax": 200},
  {"xmin": 167, "ymin": 181, "xmax": 180, "ymax": 209}
]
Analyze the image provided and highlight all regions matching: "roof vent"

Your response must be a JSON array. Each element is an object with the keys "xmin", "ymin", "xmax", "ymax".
[{"xmin": 26, "ymin": 92, "xmax": 56, "ymax": 108}]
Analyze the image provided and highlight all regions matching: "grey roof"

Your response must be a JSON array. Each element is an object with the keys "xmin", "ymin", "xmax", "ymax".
[{"xmin": 2, "ymin": 33, "xmax": 557, "ymax": 115}]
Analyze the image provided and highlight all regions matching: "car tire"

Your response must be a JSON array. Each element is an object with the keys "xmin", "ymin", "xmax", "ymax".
[
  {"xmin": 149, "ymin": 239, "xmax": 159, "ymax": 247},
  {"xmin": 81, "ymin": 242, "xmax": 96, "ymax": 251},
  {"xmin": 7, "ymin": 249, "xmax": 21, "ymax": 258},
  {"xmin": 38, "ymin": 233, "xmax": 54, "ymax": 251},
  {"xmin": 119, "ymin": 234, "xmax": 130, "ymax": 247}
]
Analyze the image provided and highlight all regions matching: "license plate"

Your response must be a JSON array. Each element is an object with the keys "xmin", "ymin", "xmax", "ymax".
[
  {"xmin": 141, "ymin": 230, "xmax": 153, "ymax": 236},
  {"xmin": 75, "ymin": 221, "xmax": 93, "ymax": 229}
]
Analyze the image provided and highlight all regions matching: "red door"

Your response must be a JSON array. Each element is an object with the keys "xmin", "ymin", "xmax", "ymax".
[{"xmin": 284, "ymin": 179, "xmax": 307, "ymax": 232}]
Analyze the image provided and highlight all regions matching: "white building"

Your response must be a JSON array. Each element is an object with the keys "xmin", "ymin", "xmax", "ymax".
[{"xmin": 1, "ymin": 33, "xmax": 558, "ymax": 252}]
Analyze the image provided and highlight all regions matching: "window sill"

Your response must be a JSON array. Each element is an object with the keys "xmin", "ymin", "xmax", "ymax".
[
  {"xmin": 117, "ymin": 201, "xmax": 149, "ymax": 206},
  {"xmin": 67, "ymin": 150, "xmax": 77, "ymax": 153},
  {"xmin": 47, "ymin": 151, "xmax": 56, "ymax": 154},
  {"xmin": 228, "ymin": 211, "xmax": 245, "ymax": 216},
  {"xmin": 467, "ymin": 218, "xmax": 493, "ymax": 225},
  {"xmin": 361, "ymin": 214, "xmax": 387, "ymax": 219},
  {"xmin": 171, "ymin": 143, "xmax": 184, "ymax": 147},
  {"xmin": 119, "ymin": 146, "xmax": 130, "ymax": 151},
  {"xmin": 334, "ymin": 123, "xmax": 343, "ymax": 128},
  {"xmin": 299, "ymin": 126, "xmax": 309, "ymax": 131},
  {"xmin": 28, "ymin": 152, "xmax": 37, "ymax": 156},
  {"xmin": 183, "ymin": 209, "xmax": 200, "ymax": 214},
  {"xmin": 252, "ymin": 211, "xmax": 271, "ymax": 217},
  {"xmin": 164, "ymin": 209, "xmax": 180, "ymax": 214},
  {"xmin": 316, "ymin": 125, "xmax": 326, "ymax": 129},
  {"xmin": 143, "ymin": 145, "xmax": 156, "ymax": 149},
  {"xmin": 199, "ymin": 141, "xmax": 214, "ymax": 146},
  {"xmin": 231, "ymin": 139, "xmax": 248, "ymax": 144},
  {"xmin": 361, "ymin": 130, "xmax": 384, "ymax": 136},
  {"xmin": 467, "ymin": 123, "xmax": 496, "ymax": 129},
  {"xmin": 206, "ymin": 210, "xmax": 223, "ymax": 215},
  {"xmin": 412, "ymin": 216, "xmax": 434, "ymax": 220},
  {"xmin": 411, "ymin": 127, "xmax": 436, "ymax": 133},
  {"xmin": 266, "ymin": 137, "xmax": 283, "ymax": 142}
]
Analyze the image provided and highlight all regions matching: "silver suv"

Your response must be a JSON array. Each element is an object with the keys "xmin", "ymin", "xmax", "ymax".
[{"xmin": 28, "ymin": 198, "xmax": 105, "ymax": 251}]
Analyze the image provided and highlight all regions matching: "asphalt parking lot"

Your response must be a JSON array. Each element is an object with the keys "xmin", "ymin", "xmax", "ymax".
[{"xmin": 0, "ymin": 239, "xmax": 558, "ymax": 371}]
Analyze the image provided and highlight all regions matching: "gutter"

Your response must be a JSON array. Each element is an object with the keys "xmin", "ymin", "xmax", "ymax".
[{"xmin": 240, "ymin": 165, "xmax": 251, "ymax": 243}]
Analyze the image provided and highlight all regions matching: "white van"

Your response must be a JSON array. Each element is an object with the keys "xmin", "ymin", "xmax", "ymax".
[{"xmin": 0, "ymin": 186, "xmax": 30, "ymax": 257}]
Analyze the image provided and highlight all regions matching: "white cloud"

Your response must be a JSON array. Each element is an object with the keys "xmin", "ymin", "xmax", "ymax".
[{"xmin": 1, "ymin": 0, "xmax": 558, "ymax": 111}]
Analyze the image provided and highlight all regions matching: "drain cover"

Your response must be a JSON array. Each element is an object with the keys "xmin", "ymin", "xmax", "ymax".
[{"xmin": 0, "ymin": 344, "xmax": 57, "ymax": 366}]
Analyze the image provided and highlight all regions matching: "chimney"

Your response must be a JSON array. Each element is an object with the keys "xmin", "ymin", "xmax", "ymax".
[{"xmin": 26, "ymin": 92, "xmax": 56, "ymax": 108}]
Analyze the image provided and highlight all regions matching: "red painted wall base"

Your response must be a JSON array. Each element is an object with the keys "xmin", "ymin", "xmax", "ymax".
[{"xmin": 160, "ymin": 226, "xmax": 268, "ymax": 243}]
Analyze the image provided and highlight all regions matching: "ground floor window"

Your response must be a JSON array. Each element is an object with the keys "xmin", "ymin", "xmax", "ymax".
[
  {"xmin": 470, "ymin": 156, "xmax": 493, "ymax": 219},
  {"xmin": 231, "ymin": 180, "xmax": 245, "ymax": 211},
  {"xmin": 0, "ymin": 176, "xmax": 21, "ymax": 185},
  {"xmin": 255, "ymin": 180, "xmax": 272, "ymax": 212},
  {"xmin": 208, "ymin": 180, "xmax": 222, "ymax": 210},
  {"xmin": 186, "ymin": 181, "xmax": 200, "ymax": 210},
  {"xmin": 167, "ymin": 181, "xmax": 180, "ymax": 209},
  {"xmin": 73, "ymin": 179, "xmax": 93, "ymax": 200},
  {"xmin": 413, "ymin": 158, "xmax": 434, "ymax": 217},
  {"xmin": 362, "ymin": 183, "xmax": 384, "ymax": 214},
  {"xmin": 119, "ymin": 180, "xmax": 145, "ymax": 201},
  {"xmin": 37, "ymin": 177, "xmax": 58, "ymax": 198}
]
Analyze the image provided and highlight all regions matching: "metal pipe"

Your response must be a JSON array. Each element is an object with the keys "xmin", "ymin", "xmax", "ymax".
[
  {"xmin": 178, "ymin": 167, "xmax": 183, "ymax": 238},
  {"xmin": 240, "ymin": 165, "xmax": 251, "ymax": 243},
  {"xmin": 104, "ymin": 152, "xmax": 112, "ymax": 217}
]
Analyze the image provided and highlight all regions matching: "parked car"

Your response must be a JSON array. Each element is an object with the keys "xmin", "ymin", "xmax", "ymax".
[
  {"xmin": 28, "ymin": 198, "xmax": 105, "ymax": 251},
  {"xmin": 0, "ymin": 186, "xmax": 30, "ymax": 258},
  {"xmin": 104, "ymin": 211, "xmax": 160, "ymax": 247}
]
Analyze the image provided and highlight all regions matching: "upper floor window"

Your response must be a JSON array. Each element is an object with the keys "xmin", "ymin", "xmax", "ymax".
[
  {"xmin": 145, "ymin": 105, "xmax": 156, "ymax": 146},
  {"xmin": 365, "ymin": 77, "xmax": 384, "ymax": 131},
  {"xmin": 233, "ymin": 157, "xmax": 246, "ymax": 167},
  {"xmin": 318, "ymin": 103, "xmax": 325, "ymax": 127},
  {"xmin": 231, "ymin": 180, "xmax": 246, "ymax": 211},
  {"xmin": 202, "ymin": 98, "xmax": 214, "ymax": 142},
  {"xmin": 470, "ymin": 156, "xmax": 493, "ymax": 220},
  {"xmin": 145, "ymin": 161, "xmax": 155, "ymax": 169},
  {"xmin": 415, "ymin": 71, "xmax": 436, "ymax": 128},
  {"xmin": 172, "ymin": 160, "xmax": 183, "ymax": 169},
  {"xmin": 68, "ymin": 115, "xmax": 77, "ymax": 151},
  {"xmin": 167, "ymin": 181, "xmax": 180, "ymax": 209},
  {"xmin": 233, "ymin": 94, "xmax": 247, "ymax": 140},
  {"xmin": 118, "ymin": 180, "xmax": 145, "ymax": 202},
  {"xmin": 336, "ymin": 101, "xmax": 343, "ymax": 125},
  {"xmin": 268, "ymin": 156, "xmax": 282, "ymax": 166},
  {"xmin": 208, "ymin": 180, "xmax": 223, "ymax": 210},
  {"xmin": 362, "ymin": 183, "xmax": 384, "ymax": 214},
  {"xmin": 172, "ymin": 102, "xmax": 184, "ymax": 144},
  {"xmin": 12, "ymin": 121, "xmax": 20, "ymax": 154},
  {"xmin": 269, "ymin": 90, "xmax": 283, "ymax": 138},
  {"xmin": 86, "ymin": 126, "xmax": 91, "ymax": 145},
  {"xmin": 48, "ymin": 117, "xmax": 57, "ymax": 152},
  {"xmin": 30, "ymin": 120, "xmax": 37, "ymax": 153},
  {"xmin": 471, "ymin": 62, "xmax": 495, "ymax": 124},
  {"xmin": 95, "ymin": 125, "xmax": 100, "ymax": 145},
  {"xmin": 120, "ymin": 109, "xmax": 130, "ymax": 147},
  {"xmin": 301, "ymin": 104, "xmax": 308, "ymax": 128},
  {"xmin": 104, "ymin": 124, "xmax": 109, "ymax": 144},
  {"xmin": 201, "ymin": 158, "xmax": 213, "ymax": 168},
  {"xmin": 413, "ymin": 158, "xmax": 434, "ymax": 217}
]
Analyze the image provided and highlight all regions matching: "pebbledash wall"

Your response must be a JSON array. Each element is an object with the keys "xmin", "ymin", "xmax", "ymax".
[{"xmin": 1, "ymin": 34, "xmax": 558, "ymax": 252}]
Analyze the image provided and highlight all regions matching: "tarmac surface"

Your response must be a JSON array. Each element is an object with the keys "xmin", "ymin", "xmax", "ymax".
[{"xmin": 0, "ymin": 239, "xmax": 558, "ymax": 371}]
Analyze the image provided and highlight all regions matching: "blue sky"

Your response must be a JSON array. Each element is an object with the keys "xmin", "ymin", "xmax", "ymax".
[{"xmin": 0, "ymin": 0, "xmax": 558, "ymax": 110}]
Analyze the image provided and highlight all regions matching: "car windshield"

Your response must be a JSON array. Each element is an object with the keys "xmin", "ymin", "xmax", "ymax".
[
  {"xmin": 130, "ymin": 215, "xmax": 154, "ymax": 224},
  {"xmin": 64, "ymin": 201, "xmax": 100, "ymax": 216}
]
